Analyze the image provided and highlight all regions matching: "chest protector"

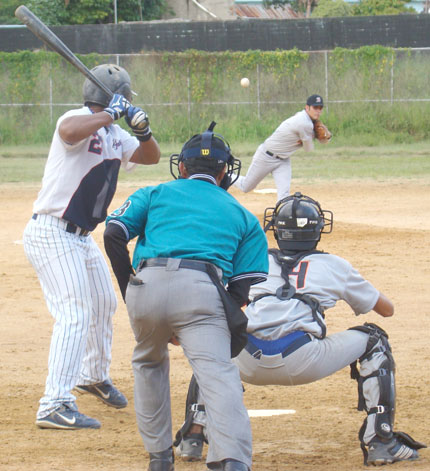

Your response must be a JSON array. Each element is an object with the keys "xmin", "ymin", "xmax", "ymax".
[{"xmin": 267, "ymin": 248, "xmax": 328, "ymax": 338}]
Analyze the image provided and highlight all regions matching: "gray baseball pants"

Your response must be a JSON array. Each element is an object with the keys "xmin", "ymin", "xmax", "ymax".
[
  {"xmin": 125, "ymin": 259, "xmax": 252, "ymax": 468},
  {"xmin": 233, "ymin": 144, "xmax": 292, "ymax": 201},
  {"xmin": 234, "ymin": 330, "xmax": 369, "ymax": 386},
  {"xmin": 234, "ymin": 330, "xmax": 385, "ymax": 443}
]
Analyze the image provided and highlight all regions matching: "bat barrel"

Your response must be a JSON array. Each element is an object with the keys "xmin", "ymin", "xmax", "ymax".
[{"xmin": 15, "ymin": 5, "xmax": 113, "ymax": 99}]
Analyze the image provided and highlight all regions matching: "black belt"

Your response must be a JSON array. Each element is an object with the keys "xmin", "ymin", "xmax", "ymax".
[
  {"xmin": 245, "ymin": 332, "xmax": 311, "ymax": 359},
  {"xmin": 32, "ymin": 214, "xmax": 91, "ymax": 237},
  {"xmin": 266, "ymin": 150, "xmax": 282, "ymax": 159},
  {"xmin": 138, "ymin": 257, "xmax": 214, "ymax": 274}
]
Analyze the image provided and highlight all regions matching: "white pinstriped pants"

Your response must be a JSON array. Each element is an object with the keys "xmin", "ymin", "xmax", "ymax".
[{"xmin": 23, "ymin": 214, "xmax": 117, "ymax": 418}]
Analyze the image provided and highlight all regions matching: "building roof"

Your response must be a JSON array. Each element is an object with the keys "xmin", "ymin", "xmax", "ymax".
[{"xmin": 233, "ymin": 4, "xmax": 303, "ymax": 19}]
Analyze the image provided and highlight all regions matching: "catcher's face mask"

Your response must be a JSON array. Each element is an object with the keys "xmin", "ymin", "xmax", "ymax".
[{"xmin": 264, "ymin": 192, "xmax": 333, "ymax": 252}]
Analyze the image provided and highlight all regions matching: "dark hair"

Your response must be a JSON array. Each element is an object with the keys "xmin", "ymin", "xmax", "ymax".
[{"xmin": 183, "ymin": 156, "xmax": 225, "ymax": 178}]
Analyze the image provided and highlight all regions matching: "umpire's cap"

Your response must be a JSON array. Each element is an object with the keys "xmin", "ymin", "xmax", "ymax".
[
  {"xmin": 169, "ymin": 122, "xmax": 241, "ymax": 189},
  {"xmin": 306, "ymin": 94, "xmax": 324, "ymax": 107},
  {"xmin": 180, "ymin": 121, "xmax": 231, "ymax": 164}
]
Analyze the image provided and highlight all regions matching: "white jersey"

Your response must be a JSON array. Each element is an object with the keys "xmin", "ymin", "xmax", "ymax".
[
  {"xmin": 246, "ymin": 252, "xmax": 380, "ymax": 340},
  {"xmin": 33, "ymin": 107, "xmax": 139, "ymax": 231},
  {"xmin": 264, "ymin": 109, "xmax": 314, "ymax": 159}
]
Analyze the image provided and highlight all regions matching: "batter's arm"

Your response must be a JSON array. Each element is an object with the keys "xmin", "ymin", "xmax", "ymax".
[
  {"xmin": 129, "ymin": 135, "xmax": 161, "ymax": 165},
  {"xmin": 59, "ymin": 112, "xmax": 113, "ymax": 144},
  {"xmin": 104, "ymin": 222, "xmax": 134, "ymax": 301},
  {"xmin": 372, "ymin": 292, "xmax": 394, "ymax": 317}
]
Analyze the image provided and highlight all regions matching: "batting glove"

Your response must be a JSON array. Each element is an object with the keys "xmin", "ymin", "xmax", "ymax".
[
  {"xmin": 125, "ymin": 106, "xmax": 152, "ymax": 142},
  {"xmin": 104, "ymin": 94, "xmax": 131, "ymax": 121}
]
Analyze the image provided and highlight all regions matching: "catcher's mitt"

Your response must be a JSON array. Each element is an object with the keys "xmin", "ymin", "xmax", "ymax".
[{"xmin": 313, "ymin": 119, "xmax": 332, "ymax": 143}]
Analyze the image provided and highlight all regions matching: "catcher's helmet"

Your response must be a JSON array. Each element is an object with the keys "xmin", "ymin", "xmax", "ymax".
[
  {"xmin": 170, "ymin": 121, "xmax": 241, "ymax": 189},
  {"xmin": 83, "ymin": 64, "xmax": 134, "ymax": 108},
  {"xmin": 264, "ymin": 192, "xmax": 333, "ymax": 252}
]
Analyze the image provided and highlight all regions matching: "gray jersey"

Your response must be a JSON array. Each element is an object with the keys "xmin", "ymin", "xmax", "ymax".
[
  {"xmin": 246, "ymin": 252, "xmax": 380, "ymax": 339},
  {"xmin": 186, "ymin": 252, "xmax": 419, "ymax": 461},
  {"xmin": 264, "ymin": 109, "xmax": 314, "ymax": 159},
  {"xmin": 233, "ymin": 109, "xmax": 316, "ymax": 200}
]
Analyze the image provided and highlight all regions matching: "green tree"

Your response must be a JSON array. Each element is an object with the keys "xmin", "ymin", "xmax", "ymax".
[
  {"xmin": 24, "ymin": 0, "xmax": 171, "ymax": 25},
  {"xmin": 0, "ymin": 0, "xmax": 23, "ymax": 24},
  {"xmin": 312, "ymin": 0, "xmax": 353, "ymax": 17},
  {"xmin": 351, "ymin": 0, "xmax": 416, "ymax": 15}
]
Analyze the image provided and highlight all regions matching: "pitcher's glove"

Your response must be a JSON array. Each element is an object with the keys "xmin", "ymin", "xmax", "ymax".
[
  {"xmin": 103, "ymin": 94, "xmax": 131, "ymax": 121},
  {"xmin": 314, "ymin": 119, "xmax": 332, "ymax": 143},
  {"xmin": 125, "ymin": 106, "xmax": 152, "ymax": 142}
]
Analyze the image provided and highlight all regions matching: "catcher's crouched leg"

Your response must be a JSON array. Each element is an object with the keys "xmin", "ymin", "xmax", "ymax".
[
  {"xmin": 174, "ymin": 374, "xmax": 206, "ymax": 461},
  {"xmin": 349, "ymin": 323, "xmax": 426, "ymax": 465}
]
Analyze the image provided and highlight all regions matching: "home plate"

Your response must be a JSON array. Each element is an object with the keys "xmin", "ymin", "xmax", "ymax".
[
  {"xmin": 248, "ymin": 409, "xmax": 296, "ymax": 417},
  {"xmin": 253, "ymin": 188, "xmax": 277, "ymax": 194}
]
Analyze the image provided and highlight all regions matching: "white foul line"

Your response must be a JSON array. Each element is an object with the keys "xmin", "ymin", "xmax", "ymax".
[{"xmin": 248, "ymin": 409, "xmax": 296, "ymax": 417}]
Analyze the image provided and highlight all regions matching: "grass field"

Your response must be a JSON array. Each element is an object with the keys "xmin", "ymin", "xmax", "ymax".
[{"xmin": 1, "ymin": 140, "xmax": 430, "ymax": 185}]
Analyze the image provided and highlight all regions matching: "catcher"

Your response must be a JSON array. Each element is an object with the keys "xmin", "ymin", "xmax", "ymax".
[
  {"xmin": 233, "ymin": 94, "xmax": 331, "ymax": 201},
  {"xmin": 175, "ymin": 192, "xmax": 426, "ymax": 467}
]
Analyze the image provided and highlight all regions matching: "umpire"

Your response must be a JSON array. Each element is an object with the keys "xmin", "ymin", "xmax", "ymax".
[{"xmin": 103, "ymin": 123, "xmax": 268, "ymax": 471}]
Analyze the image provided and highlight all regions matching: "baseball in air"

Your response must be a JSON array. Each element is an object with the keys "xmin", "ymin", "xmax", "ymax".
[{"xmin": 240, "ymin": 77, "xmax": 250, "ymax": 88}]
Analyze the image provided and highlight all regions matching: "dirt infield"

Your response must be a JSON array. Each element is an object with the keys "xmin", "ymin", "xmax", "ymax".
[{"xmin": 1, "ymin": 180, "xmax": 429, "ymax": 471}]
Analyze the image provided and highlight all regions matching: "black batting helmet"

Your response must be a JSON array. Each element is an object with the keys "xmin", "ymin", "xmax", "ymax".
[
  {"xmin": 169, "ymin": 121, "xmax": 241, "ymax": 190},
  {"xmin": 83, "ymin": 64, "xmax": 134, "ymax": 108},
  {"xmin": 264, "ymin": 192, "xmax": 333, "ymax": 252}
]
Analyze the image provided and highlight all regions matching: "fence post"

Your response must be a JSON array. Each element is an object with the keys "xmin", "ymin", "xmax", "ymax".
[
  {"xmin": 257, "ymin": 63, "xmax": 261, "ymax": 120},
  {"xmin": 390, "ymin": 50, "xmax": 394, "ymax": 105},
  {"xmin": 325, "ymin": 50, "xmax": 329, "ymax": 114},
  {"xmin": 49, "ymin": 75, "xmax": 53, "ymax": 125},
  {"xmin": 187, "ymin": 65, "xmax": 191, "ymax": 133}
]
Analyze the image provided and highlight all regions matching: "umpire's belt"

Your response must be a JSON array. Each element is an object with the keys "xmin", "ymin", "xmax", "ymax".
[
  {"xmin": 32, "ymin": 213, "xmax": 90, "ymax": 236},
  {"xmin": 138, "ymin": 257, "xmax": 221, "ymax": 278},
  {"xmin": 245, "ymin": 331, "xmax": 311, "ymax": 359}
]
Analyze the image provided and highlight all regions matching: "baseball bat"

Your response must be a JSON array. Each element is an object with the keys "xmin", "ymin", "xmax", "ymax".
[{"xmin": 15, "ymin": 5, "xmax": 113, "ymax": 100}]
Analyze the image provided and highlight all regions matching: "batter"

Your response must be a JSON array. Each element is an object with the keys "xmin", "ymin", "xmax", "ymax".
[{"xmin": 23, "ymin": 63, "xmax": 160, "ymax": 429}]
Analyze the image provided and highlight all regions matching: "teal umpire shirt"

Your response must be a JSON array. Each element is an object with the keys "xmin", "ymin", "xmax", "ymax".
[{"xmin": 106, "ymin": 176, "xmax": 268, "ymax": 285}]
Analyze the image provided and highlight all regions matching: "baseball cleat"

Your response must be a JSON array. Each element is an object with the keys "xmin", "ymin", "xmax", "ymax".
[
  {"xmin": 175, "ymin": 433, "xmax": 204, "ymax": 461},
  {"xmin": 148, "ymin": 447, "xmax": 175, "ymax": 471},
  {"xmin": 35, "ymin": 403, "xmax": 101, "ymax": 430},
  {"xmin": 223, "ymin": 460, "xmax": 249, "ymax": 471},
  {"xmin": 367, "ymin": 436, "xmax": 420, "ymax": 465},
  {"xmin": 75, "ymin": 380, "xmax": 128, "ymax": 409}
]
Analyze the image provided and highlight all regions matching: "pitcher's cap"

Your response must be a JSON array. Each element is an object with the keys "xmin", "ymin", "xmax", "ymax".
[{"xmin": 306, "ymin": 94, "xmax": 324, "ymax": 107}]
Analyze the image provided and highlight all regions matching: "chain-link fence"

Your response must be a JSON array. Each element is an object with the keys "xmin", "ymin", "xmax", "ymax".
[{"xmin": 1, "ymin": 48, "xmax": 430, "ymax": 144}]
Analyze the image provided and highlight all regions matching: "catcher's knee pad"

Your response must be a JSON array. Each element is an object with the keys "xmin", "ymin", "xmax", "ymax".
[
  {"xmin": 349, "ymin": 323, "xmax": 396, "ymax": 442},
  {"xmin": 173, "ymin": 374, "xmax": 206, "ymax": 447}
]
